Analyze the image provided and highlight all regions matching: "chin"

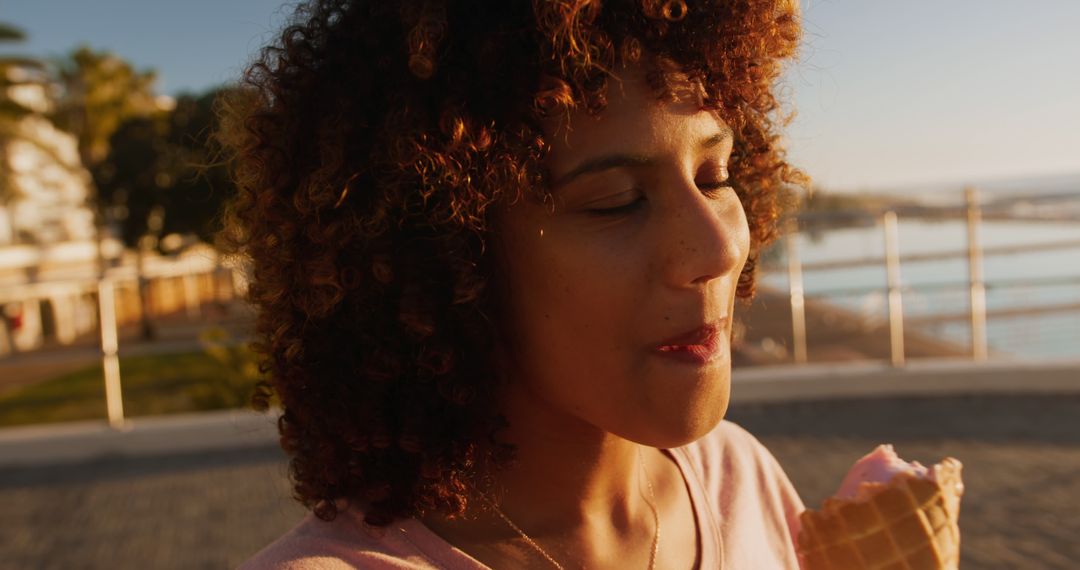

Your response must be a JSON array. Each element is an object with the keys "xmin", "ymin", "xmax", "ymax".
[
  {"xmin": 627, "ymin": 388, "xmax": 731, "ymax": 450},
  {"xmin": 664, "ymin": 367, "xmax": 732, "ymax": 447},
  {"xmin": 672, "ymin": 397, "xmax": 730, "ymax": 447}
]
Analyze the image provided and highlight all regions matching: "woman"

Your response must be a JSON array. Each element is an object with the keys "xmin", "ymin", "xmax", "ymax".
[{"xmin": 224, "ymin": 1, "xmax": 808, "ymax": 568}]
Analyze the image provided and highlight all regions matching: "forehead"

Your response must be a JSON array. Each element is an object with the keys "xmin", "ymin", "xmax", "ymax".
[{"xmin": 544, "ymin": 67, "xmax": 723, "ymax": 173}]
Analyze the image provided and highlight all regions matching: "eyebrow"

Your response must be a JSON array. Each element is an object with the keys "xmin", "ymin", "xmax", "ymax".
[{"xmin": 550, "ymin": 126, "xmax": 734, "ymax": 189}]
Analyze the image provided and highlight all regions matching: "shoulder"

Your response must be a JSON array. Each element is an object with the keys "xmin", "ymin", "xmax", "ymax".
[
  {"xmin": 237, "ymin": 511, "xmax": 440, "ymax": 570},
  {"xmin": 674, "ymin": 419, "xmax": 806, "ymax": 569},
  {"xmin": 676, "ymin": 419, "xmax": 805, "ymax": 531}
]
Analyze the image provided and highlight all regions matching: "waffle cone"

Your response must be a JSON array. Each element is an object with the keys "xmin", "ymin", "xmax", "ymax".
[{"xmin": 797, "ymin": 457, "xmax": 963, "ymax": 570}]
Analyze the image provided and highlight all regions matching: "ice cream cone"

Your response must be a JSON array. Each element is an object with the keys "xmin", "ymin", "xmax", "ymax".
[{"xmin": 797, "ymin": 453, "xmax": 963, "ymax": 570}]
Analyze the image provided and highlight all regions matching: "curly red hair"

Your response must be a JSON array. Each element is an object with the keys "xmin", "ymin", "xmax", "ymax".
[{"xmin": 216, "ymin": 0, "xmax": 805, "ymax": 526}]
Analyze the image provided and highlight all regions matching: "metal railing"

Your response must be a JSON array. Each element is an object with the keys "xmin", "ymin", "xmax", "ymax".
[
  {"xmin": 780, "ymin": 187, "xmax": 1080, "ymax": 365},
  {"xmin": 1, "ymin": 246, "xmax": 246, "ymax": 428}
]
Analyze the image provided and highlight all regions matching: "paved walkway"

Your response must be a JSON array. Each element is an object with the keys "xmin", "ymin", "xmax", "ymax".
[{"xmin": 2, "ymin": 374, "xmax": 1078, "ymax": 568}]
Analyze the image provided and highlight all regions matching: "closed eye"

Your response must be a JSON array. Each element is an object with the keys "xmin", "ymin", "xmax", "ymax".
[
  {"xmin": 585, "ymin": 181, "xmax": 733, "ymax": 217},
  {"xmin": 698, "ymin": 181, "xmax": 732, "ymax": 192},
  {"xmin": 585, "ymin": 195, "xmax": 647, "ymax": 217}
]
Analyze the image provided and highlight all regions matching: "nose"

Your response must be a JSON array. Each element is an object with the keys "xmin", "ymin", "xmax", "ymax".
[{"xmin": 656, "ymin": 175, "xmax": 749, "ymax": 290}]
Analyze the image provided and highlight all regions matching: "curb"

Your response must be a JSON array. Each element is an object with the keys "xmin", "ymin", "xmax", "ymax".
[
  {"xmin": 2, "ymin": 358, "xmax": 1077, "ymax": 467},
  {"xmin": 731, "ymin": 357, "xmax": 1080, "ymax": 403},
  {"xmin": 0, "ymin": 408, "xmax": 279, "ymax": 468}
]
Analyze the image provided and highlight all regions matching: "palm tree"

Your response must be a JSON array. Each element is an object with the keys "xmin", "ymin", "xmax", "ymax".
[
  {"xmin": 52, "ymin": 46, "xmax": 159, "ymax": 170},
  {"xmin": 51, "ymin": 47, "xmax": 161, "ymax": 252},
  {"xmin": 0, "ymin": 23, "xmax": 40, "ymax": 133}
]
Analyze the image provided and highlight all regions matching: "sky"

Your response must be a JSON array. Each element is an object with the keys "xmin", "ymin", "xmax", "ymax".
[{"xmin": 3, "ymin": 0, "xmax": 1079, "ymax": 193}]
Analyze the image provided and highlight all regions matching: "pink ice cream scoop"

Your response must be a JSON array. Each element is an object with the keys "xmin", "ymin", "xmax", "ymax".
[{"xmin": 834, "ymin": 444, "xmax": 932, "ymax": 501}]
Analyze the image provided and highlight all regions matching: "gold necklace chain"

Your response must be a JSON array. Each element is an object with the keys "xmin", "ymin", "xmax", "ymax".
[
  {"xmin": 488, "ymin": 502, "xmax": 568, "ymax": 570},
  {"xmin": 485, "ymin": 447, "xmax": 660, "ymax": 570}
]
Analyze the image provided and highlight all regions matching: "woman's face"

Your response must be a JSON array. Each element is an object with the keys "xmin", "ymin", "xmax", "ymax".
[{"xmin": 493, "ymin": 67, "xmax": 750, "ymax": 448}]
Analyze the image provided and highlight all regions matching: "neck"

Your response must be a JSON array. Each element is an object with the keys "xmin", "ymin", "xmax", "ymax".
[
  {"xmin": 422, "ymin": 379, "xmax": 662, "ymax": 562},
  {"xmin": 493, "ymin": 384, "xmax": 649, "ymax": 531},
  {"xmin": 421, "ymin": 360, "xmax": 706, "ymax": 569}
]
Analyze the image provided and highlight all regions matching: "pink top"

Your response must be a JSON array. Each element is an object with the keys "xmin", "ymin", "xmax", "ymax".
[{"xmin": 239, "ymin": 420, "xmax": 805, "ymax": 569}]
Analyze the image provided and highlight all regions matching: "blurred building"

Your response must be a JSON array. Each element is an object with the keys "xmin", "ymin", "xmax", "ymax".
[
  {"xmin": 0, "ymin": 71, "xmax": 239, "ymax": 356},
  {"xmin": 1, "ymin": 236, "xmax": 240, "ymax": 356},
  {"xmin": 0, "ymin": 68, "xmax": 96, "ymax": 245}
]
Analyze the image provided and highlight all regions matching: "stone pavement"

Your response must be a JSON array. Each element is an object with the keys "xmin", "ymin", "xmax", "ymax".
[
  {"xmin": 2, "ymin": 386, "xmax": 1079, "ymax": 568},
  {"xmin": 730, "ymin": 394, "xmax": 1080, "ymax": 570}
]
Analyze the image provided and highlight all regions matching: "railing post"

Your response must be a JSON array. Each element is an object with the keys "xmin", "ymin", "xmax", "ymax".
[
  {"xmin": 965, "ymin": 187, "xmax": 988, "ymax": 361},
  {"xmin": 883, "ymin": 211, "xmax": 905, "ymax": 367},
  {"xmin": 786, "ymin": 217, "xmax": 808, "ymax": 364},
  {"xmin": 182, "ymin": 272, "xmax": 201, "ymax": 319},
  {"xmin": 97, "ymin": 277, "xmax": 126, "ymax": 428}
]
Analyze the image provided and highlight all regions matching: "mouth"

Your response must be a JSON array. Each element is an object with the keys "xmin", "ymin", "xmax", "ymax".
[{"xmin": 654, "ymin": 322, "xmax": 726, "ymax": 365}]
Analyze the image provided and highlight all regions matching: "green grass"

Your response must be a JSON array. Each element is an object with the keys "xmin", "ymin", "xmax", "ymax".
[{"xmin": 0, "ymin": 351, "xmax": 258, "ymax": 427}]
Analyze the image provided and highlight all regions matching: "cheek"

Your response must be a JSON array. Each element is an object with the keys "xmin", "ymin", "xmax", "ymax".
[
  {"xmin": 521, "ymin": 236, "xmax": 636, "ymax": 349},
  {"xmin": 502, "ymin": 224, "xmax": 643, "ymax": 389}
]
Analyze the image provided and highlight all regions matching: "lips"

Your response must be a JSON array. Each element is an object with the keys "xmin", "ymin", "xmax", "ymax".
[
  {"xmin": 656, "ymin": 322, "xmax": 723, "ymax": 350},
  {"xmin": 654, "ymin": 322, "xmax": 726, "ymax": 366}
]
